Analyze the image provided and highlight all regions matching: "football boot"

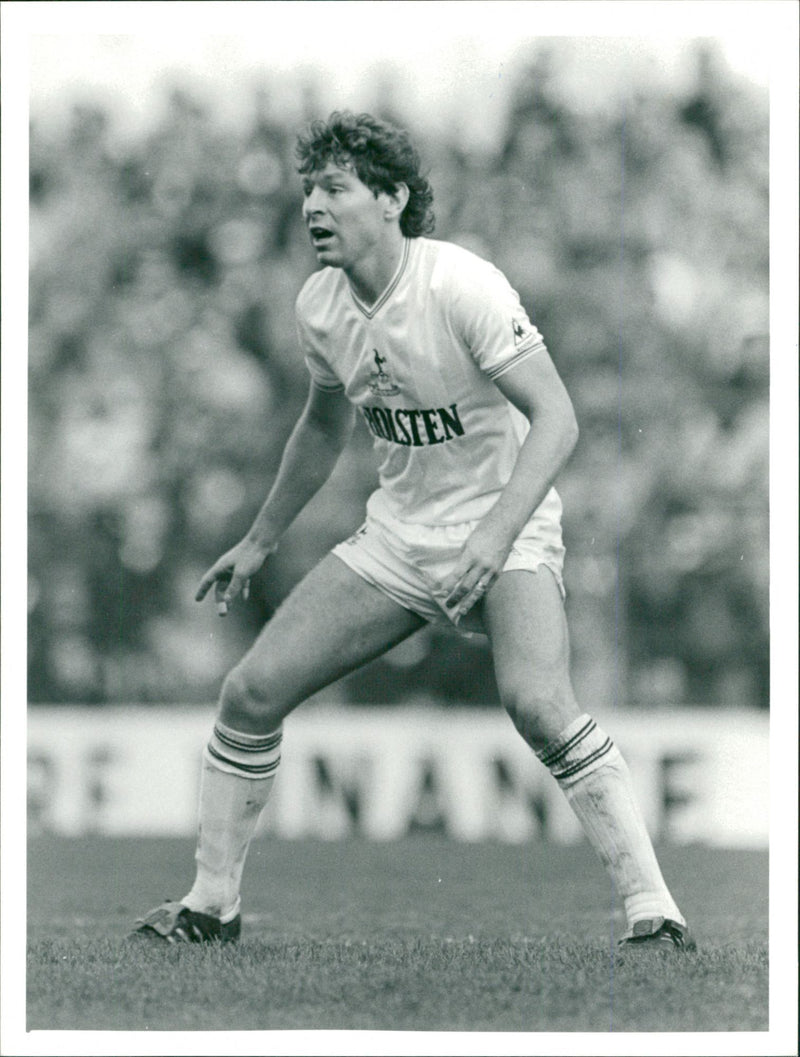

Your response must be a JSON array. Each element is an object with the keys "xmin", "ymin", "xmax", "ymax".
[
  {"xmin": 618, "ymin": 916, "xmax": 696, "ymax": 951},
  {"xmin": 130, "ymin": 900, "xmax": 241, "ymax": 944}
]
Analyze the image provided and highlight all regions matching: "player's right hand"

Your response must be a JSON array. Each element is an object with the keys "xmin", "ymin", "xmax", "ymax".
[{"xmin": 195, "ymin": 538, "xmax": 274, "ymax": 616}]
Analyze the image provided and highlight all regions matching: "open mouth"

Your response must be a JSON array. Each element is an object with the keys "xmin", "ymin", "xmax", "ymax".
[{"xmin": 309, "ymin": 225, "xmax": 334, "ymax": 246}]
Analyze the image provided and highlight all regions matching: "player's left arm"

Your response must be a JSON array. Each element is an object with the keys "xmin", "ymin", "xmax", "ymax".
[{"xmin": 442, "ymin": 350, "xmax": 579, "ymax": 617}]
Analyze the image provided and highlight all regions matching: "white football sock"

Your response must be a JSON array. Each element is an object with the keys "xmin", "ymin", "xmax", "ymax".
[
  {"xmin": 181, "ymin": 721, "xmax": 281, "ymax": 920},
  {"xmin": 537, "ymin": 714, "xmax": 684, "ymax": 929}
]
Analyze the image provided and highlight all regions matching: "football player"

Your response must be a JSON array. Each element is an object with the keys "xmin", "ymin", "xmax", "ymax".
[{"xmin": 133, "ymin": 111, "xmax": 693, "ymax": 952}]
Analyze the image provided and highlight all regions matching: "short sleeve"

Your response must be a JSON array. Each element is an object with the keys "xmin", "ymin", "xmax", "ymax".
[
  {"xmin": 295, "ymin": 304, "xmax": 345, "ymax": 393},
  {"xmin": 448, "ymin": 254, "xmax": 547, "ymax": 380}
]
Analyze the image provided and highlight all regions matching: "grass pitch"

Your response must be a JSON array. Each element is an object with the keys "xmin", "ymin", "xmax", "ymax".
[{"xmin": 27, "ymin": 836, "xmax": 767, "ymax": 1034}]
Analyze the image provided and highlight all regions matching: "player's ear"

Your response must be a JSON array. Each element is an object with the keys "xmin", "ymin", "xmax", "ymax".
[{"xmin": 384, "ymin": 182, "xmax": 409, "ymax": 221}]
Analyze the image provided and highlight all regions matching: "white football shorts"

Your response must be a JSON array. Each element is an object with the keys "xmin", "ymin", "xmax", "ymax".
[{"xmin": 331, "ymin": 501, "xmax": 566, "ymax": 637}]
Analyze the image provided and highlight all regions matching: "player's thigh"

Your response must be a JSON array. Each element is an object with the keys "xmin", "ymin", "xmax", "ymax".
[
  {"xmin": 482, "ymin": 566, "xmax": 580, "ymax": 745},
  {"xmin": 229, "ymin": 552, "xmax": 425, "ymax": 720}
]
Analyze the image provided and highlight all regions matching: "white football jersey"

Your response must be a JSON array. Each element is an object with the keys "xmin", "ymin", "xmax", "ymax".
[{"xmin": 295, "ymin": 236, "xmax": 562, "ymax": 527}]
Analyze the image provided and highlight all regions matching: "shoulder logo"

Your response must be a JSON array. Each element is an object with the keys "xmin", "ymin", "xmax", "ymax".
[
  {"xmin": 512, "ymin": 317, "xmax": 533, "ymax": 346},
  {"xmin": 368, "ymin": 349, "xmax": 400, "ymax": 396}
]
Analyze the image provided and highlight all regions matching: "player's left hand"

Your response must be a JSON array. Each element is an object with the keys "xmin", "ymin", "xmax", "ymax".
[{"xmin": 441, "ymin": 522, "xmax": 515, "ymax": 619}]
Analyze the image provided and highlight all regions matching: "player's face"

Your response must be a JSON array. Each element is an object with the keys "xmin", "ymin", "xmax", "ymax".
[{"xmin": 301, "ymin": 162, "xmax": 390, "ymax": 269}]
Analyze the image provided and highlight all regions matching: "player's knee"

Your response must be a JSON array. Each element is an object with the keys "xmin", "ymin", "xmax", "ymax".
[
  {"xmin": 501, "ymin": 672, "xmax": 575, "ymax": 752},
  {"xmin": 219, "ymin": 665, "xmax": 284, "ymax": 732}
]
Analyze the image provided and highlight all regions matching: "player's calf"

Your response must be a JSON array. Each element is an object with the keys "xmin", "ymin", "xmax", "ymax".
[
  {"xmin": 535, "ymin": 713, "xmax": 690, "ymax": 935},
  {"xmin": 502, "ymin": 678, "xmax": 580, "ymax": 753}
]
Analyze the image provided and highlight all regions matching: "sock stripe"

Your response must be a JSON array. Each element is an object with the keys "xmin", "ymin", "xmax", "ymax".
[
  {"xmin": 552, "ymin": 738, "xmax": 614, "ymax": 782},
  {"xmin": 213, "ymin": 726, "xmax": 282, "ymax": 754},
  {"xmin": 206, "ymin": 743, "xmax": 281, "ymax": 777},
  {"xmin": 538, "ymin": 718, "xmax": 596, "ymax": 768}
]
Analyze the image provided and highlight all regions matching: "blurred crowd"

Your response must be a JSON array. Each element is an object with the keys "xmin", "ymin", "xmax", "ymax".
[{"xmin": 28, "ymin": 43, "xmax": 769, "ymax": 709}]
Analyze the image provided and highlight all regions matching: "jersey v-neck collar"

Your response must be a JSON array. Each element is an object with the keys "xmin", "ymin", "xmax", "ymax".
[{"xmin": 348, "ymin": 239, "xmax": 410, "ymax": 319}]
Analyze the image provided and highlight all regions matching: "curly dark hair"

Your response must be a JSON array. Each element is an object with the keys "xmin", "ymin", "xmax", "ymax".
[{"xmin": 295, "ymin": 110, "xmax": 435, "ymax": 238}]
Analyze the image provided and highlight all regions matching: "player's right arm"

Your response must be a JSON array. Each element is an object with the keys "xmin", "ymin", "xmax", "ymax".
[{"xmin": 196, "ymin": 383, "xmax": 355, "ymax": 614}]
